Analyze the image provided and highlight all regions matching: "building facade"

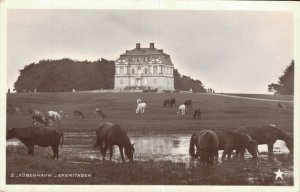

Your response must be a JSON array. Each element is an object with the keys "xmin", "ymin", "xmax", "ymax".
[{"xmin": 114, "ymin": 43, "xmax": 174, "ymax": 91}]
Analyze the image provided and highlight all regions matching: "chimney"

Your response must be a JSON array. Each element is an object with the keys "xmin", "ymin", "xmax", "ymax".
[
  {"xmin": 136, "ymin": 43, "xmax": 141, "ymax": 49},
  {"xmin": 150, "ymin": 43, "xmax": 154, "ymax": 49}
]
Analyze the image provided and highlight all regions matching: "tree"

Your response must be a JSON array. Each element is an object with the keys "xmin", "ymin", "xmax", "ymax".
[
  {"xmin": 14, "ymin": 58, "xmax": 206, "ymax": 93},
  {"xmin": 268, "ymin": 60, "xmax": 294, "ymax": 95},
  {"xmin": 14, "ymin": 58, "xmax": 115, "ymax": 92},
  {"xmin": 173, "ymin": 69, "xmax": 206, "ymax": 92}
]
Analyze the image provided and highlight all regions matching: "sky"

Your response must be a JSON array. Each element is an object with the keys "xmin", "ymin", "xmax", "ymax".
[{"xmin": 7, "ymin": 9, "xmax": 294, "ymax": 93}]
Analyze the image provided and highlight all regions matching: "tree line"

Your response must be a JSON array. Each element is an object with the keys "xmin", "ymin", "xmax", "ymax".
[
  {"xmin": 173, "ymin": 69, "xmax": 206, "ymax": 92},
  {"xmin": 14, "ymin": 58, "xmax": 206, "ymax": 93},
  {"xmin": 268, "ymin": 60, "xmax": 294, "ymax": 95}
]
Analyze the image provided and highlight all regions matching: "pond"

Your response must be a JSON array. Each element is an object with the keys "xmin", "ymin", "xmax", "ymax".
[
  {"xmin": 7, "ymin": 132, "xmax": 290, "ymax": 163},
  {"xmin": 6, "ymin": 132, "xmax": 294, "ymax": 185}
]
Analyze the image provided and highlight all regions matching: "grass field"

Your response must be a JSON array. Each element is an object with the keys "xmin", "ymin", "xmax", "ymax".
[
  {"xmin": 6, "ymin": 147, "xmax": 293, "ymax": 185},
  {"xmin": 6, "ymin": 92, "xmax": 293, "ymax": 133},
  {"xmin": 6, "ymin": 92, "xmax": 294, "ymax": 185}
]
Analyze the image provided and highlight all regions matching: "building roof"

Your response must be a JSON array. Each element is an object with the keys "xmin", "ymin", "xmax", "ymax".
[
  {"xmin": 121, "ymin": 48, "xmax": 169, "ymax": 57},
  {"xmin": 118, "ymin": 43, "xmax": 173, "ymax": 66}
]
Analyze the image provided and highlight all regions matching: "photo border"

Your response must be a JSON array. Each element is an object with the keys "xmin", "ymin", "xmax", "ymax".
[{"xmin": 0, "ymin": 1, "xmax": 299, "ymax": 192}]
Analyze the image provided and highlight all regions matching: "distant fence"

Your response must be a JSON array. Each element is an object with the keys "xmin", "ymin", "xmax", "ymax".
[
  {"xmin": 78, "ymin": 89, "xmax": 143, "ymax": 93},
  {"xmin": 13, "ymin": 89, "xmax": 196, "ymax": 94},
  {"xmin": 78, "ymin": 89, "xmax": 197, "ymax": 94}
]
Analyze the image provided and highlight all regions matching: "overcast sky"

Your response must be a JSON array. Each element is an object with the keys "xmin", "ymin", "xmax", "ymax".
[{"xmin": 7, "ymin": 9, "xmax": 294, "ymax": 93}]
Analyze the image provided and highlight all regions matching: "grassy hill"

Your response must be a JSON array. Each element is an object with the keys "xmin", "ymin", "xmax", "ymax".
[
  {"xmin": 7, "ymin": 92, "xmax": 293, "ymax": 133},
  {"xmin": 221, "ymin": 93, "xmax": 294, "ymax": 101}
]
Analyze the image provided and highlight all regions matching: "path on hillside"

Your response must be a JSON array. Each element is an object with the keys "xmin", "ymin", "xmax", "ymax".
[{"xmin": 207, "ymin": 93, "xmax": 294, "ymax": 103}]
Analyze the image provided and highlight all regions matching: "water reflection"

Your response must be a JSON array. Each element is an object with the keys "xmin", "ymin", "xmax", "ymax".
[
  {"xmin": 6, "ymin": 139, "xmax": 20, "ymax": 146},
  {"xmin": 130, "ymin": 134, "xmax": 290, "ymax": 163},
  {"xmin": 6, "ymin": 132, "xmax": 291, "ymax": 163}
]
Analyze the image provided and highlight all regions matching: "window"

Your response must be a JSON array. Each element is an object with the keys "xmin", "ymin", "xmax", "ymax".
[
  {"xmin": 154, "ymin": 79, "xmax": 157, "ymax": 84},
  {"xmin": 144, "ymin": 68, "xmax": 148, "ymax": 74},
  {"xmin": 143, "ymin": 78, "xmax": 148, "ymax": 85},
  {"xmin": 120, "ymin": 79, "xmax": 123, "ymax": 84},
  {"xmin": 131, "ymin": 78, "xmax": 135, "ymax": 85},
  {"xmin": 119, "ymin": 66, "xmax": 124, "ymax": 75},
  {"xmin": 131, "ymin": 68, "xmax": 135, "ymax": 74},
  {"xmin": 159, "ymin": 66, "xmax": 163, "ymax": 74},
  {"xmin": 132, "ymin": 57, "xmax": 137, "ymax": 64},
  {"xmin": 153, "ymin": 66, "xmax": 158, "ymax": 74}
]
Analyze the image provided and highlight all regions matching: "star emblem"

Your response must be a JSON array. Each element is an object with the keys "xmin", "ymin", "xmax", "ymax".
[{"xmin": 274, "ymin": 169, "xmax": 284, "ymax": 180}]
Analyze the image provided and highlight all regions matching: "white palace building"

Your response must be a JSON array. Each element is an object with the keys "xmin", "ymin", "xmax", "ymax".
[{"xmin": 114, "ymin": 43, "xmax": 174, "ymax": 91}]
